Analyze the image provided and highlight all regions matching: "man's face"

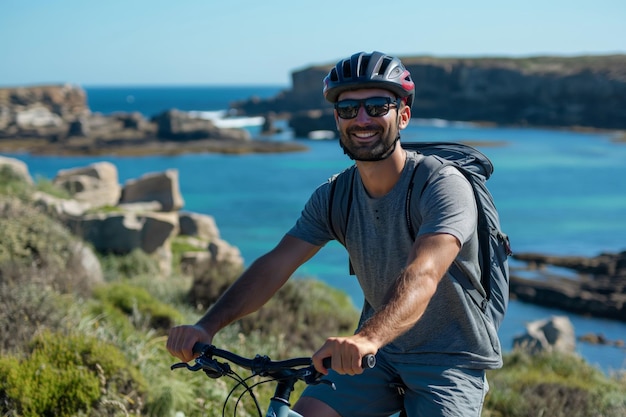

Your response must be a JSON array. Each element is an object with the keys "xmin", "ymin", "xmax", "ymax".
[{"xmin": 335, "ymin": 88, "xmax": 406, "ymax": 161}]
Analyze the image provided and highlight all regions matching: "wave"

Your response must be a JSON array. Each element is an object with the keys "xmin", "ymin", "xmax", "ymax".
[{"xmin": 187, "ymin": 110, "xmax": 265, "ymax": 129}]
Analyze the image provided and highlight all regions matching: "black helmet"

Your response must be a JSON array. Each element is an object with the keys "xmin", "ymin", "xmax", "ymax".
[{"xmin": 323, "ymin": 51, "xmax": 415, "ymax": 107}]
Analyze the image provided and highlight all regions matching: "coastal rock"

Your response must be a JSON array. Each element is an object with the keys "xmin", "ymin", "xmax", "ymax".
[
  {"xmin": 184, "ymin": 239, "xmax": 244, "ymax": 308},
  {"xmin": 67, "ymin": 211, "xmax": 179, "ymax": 255},
  {"xmin": 0, "ymin": 84, "xmax": 88, "ymax": 118},
  {"xmin": 15, "ymin": 106, "xmax": 64, "ymax": 129},
  {"xmin": 53, "ymin": 161, "xmax": 121, "ymax": 208},
  {"xmin": 233, "ymin": 55, "xmax": 626, "ymax": 135},
  {"xmin": 30, "ymin": 160, "xmax": 242, "ymax": 281},
  {"xmin": 0, "ymin": 155, "xmax": 34, "ymax": 184},
  {"xmin": 120, "ymin": 169, "xmax": 184, "ymax": 212},
  {"xmin": 510, "ymin": 251, "xmax": 626, "ymax": 322},
  {"xmin": 513, "ymin": 316, "xmax": 576, "ymax": 354},
  {"xmin": 0, "ymin": 85, "xmax": 305, "ymax": 156},
  {"xmin": 33, "ymin": 191, "xmax": 91, "ymax": 217},
  {"xmin": 152, "ymin": 109, "xmax": 250, "ymax": 141},
  {"xmin": 289, "ymin": 109, "xmax": 336, "ymax": 139},
  {"xmin": 179, "ymin": 211, "xmax": 220, "ymax": 241}
]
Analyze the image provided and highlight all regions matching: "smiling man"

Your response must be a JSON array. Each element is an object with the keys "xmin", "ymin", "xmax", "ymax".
[{"xmin": 167, "ymin": 51, "xmax": 501, "ymax": 417}]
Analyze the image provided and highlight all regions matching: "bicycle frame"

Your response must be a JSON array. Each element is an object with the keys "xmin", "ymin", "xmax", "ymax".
[{"xmin": 266, "ymin": 381, "xmax": 302, "ymax": 417}]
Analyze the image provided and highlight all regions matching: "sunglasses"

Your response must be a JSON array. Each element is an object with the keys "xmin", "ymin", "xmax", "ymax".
[{"xmin": 334, "ymin": 96, "xmax": 401, "ymax": 119}]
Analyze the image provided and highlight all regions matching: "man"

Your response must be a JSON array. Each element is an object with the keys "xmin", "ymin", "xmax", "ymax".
[{"xmin": 167, "ymin": 51, "xmax": 502, "ymax": 417}]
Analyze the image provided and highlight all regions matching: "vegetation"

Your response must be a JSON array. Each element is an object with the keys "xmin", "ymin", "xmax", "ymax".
[
  {"xmin": 484, "ymin": 350, "xmax": 626, "ymax": 417},
  {"xmin": 0, "ymin": 164, "xmax": 625, "ymax": 416}
]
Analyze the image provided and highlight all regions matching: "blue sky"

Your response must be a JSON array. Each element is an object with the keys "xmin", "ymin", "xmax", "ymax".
[{"xmin": 1, "ymin": 0, "xmax": 624, "ymax": 87}]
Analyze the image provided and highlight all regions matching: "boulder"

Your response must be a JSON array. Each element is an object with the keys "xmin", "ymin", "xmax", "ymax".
[
  {"xmin": 53, "ymin": 161, "xmax": 121, "ymax": 207},
  {"xmin": 153, "ymin": 109, "xmax": 251, "ymax": 141},
  {"xmin": 183, "ymin": 239, "xmax": 244, "ymax": 308},
  {"xmin": 289, "ymin": 109, "xmax": 336, "ymax": 139},
  {"xmin": 120, "ymin": 169, "xmax": 184, "ymax": 212},
  {"xmin": 67, "ymin": 211, "xmax": 179, "ymax": 255},
  {"xmin": 0, "ymin": 155, "xmax": 33, "ymax": 184},
  {"xmin": 179, "ymin": 211, "xmax": 220, "ymax": 241},
  {"xmin": 513, "ymin": 316, "xmax": 576, "ymax": 354},
  {"xmin": 70, "ymin": 240, "xmax": 105, "ymax": 288},
  {"xmin": 33, "ymin": 191, "xmax": 91, "ymax": 218}
]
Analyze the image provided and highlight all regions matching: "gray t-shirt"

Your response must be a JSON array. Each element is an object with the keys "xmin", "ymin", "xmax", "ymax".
[{"xmin": 287, "ymin": 151, "xmax": 502, "ymax": 369}]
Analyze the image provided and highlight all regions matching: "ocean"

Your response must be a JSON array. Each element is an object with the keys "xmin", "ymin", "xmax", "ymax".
[{"xmin": 7, "ymin": 85, "xmax": 626, "ymax": 373}]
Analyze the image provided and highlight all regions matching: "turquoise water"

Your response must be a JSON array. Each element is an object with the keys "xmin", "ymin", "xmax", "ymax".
[{"xmin": 6, "ymin": 86, "xmax": 626, "ymax": 372}]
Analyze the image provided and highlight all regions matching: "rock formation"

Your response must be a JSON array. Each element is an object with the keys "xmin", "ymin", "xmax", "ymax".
[
  {"xmin": 232, "ymin": 55, "xmax": 626, "ymax": 136},
  {"xmin": 513, "ymin": 316, "xmax": 576, "ymax": 354},
  {"xmin": 0, "ymin": 85, "xmax": 307, "ymax": 155},
  {"xmin": 510, "ymin": 251, "xmax": 626, "ymax": 322},
  {"xmin": 0, "ymin": 155, "xmax": 243, "ymax": 279}
]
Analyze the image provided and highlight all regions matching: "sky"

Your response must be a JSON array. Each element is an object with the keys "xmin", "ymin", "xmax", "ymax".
[{"xmin": 1, "ymin": 0, "xmax": 625, "ymax": 87}]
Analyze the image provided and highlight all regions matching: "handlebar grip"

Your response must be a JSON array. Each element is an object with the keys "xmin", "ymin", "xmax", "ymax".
[
  {"xmin": 321, "ymin": 354, "xmax": 376, "ymax": 370},
  {"xmin": 192, "ymin": 342, "xmax": 212, "ymax": 355}
]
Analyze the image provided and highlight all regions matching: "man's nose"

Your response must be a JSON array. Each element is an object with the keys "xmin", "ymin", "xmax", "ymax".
[{"xmin": 354, "ymin": 104, "xmax": 371, "ymax": 122}]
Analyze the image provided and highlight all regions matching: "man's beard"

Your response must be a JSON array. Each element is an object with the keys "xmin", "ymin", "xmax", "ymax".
[{"xmin": 338, "ymin": 124, "xmax": 400, "ymax": 162}]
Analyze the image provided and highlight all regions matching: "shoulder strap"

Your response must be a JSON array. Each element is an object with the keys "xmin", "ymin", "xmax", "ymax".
[
  {"xmin": 328, "ymin": 165, "xmax": 357, "ymax": 247},
  {"xmin": 405, "ymin": 154, "xmax": 447, "ymax": 240},
  {"xmin": 408, "ymin": 153, "xmax": 490, "ymax": 311}
]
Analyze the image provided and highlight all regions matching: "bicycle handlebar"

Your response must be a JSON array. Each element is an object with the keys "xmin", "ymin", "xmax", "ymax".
[
  {"xmin": 191, "ymin": 342, "xmax": 376, "ymax": 373},
  {"xmin": 171, "ymin": 343, "xmax": 377, "ymax": 415}
]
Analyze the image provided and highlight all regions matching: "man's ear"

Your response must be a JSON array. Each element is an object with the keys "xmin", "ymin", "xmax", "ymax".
[{"xmin": 399, "ymin": 104, "xmax": 411, "ymax": 130}]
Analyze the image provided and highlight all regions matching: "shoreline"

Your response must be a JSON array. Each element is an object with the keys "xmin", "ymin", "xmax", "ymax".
[
  {"xmin": 1, "ymin": 124, "xmax": 623, "ymax": 158},
  {"xmin": 0, "ymin": 136, "xmax": 309, "ymax": 157}
]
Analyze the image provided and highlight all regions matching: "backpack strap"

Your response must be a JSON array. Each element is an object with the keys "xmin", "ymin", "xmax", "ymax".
[
  {"xmin": 409, "ymin": 154, "xmax": 490, "ymax": 312},
  {"xmin": 328, "ymin": 165, "xmax": 357, "ymax": 274}
]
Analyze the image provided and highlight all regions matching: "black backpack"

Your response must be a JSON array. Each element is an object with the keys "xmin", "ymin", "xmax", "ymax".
[{"xmin": 327, "ymin": 142, "xmax": 512, "ymax": 329}]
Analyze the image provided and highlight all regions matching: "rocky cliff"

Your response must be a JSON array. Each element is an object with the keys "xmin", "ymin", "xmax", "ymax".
[
  {"xmin": 0, "ymin": 84, "xmax": 306, "ymax": 155},
  {"xmin": 233, "ymin": 55, "xmax": 626, "ymax": 136}
]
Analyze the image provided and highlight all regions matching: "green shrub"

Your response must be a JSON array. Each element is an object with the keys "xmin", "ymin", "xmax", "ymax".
[
  {"xmin": 93, "ymin": 281, "xmax": 184, "ymax": 333},
  {"xmin": 0, "ymin": 165, "xmax": 33, "ymax": 199},
  {"xmin": 98, "ymin": 248, "xmax": 161, "ymax": 281},
  {"xmin": 0, "ymin": 331, "xmax": 146, "ymax": 417},
  {"xmin": 0, "ymin": 197, "xmax": 98, "ymax": 297},
  {"xmin": 0, "ymin": 282, "xmax": 67, "ymax": 354},
  {"xmin": 187, "ymin": 257, "xmax": 244, "ymax": 309},
  {"xmin": 484, "ymin": 349, "xmax": 626, "ymax": 417},
  {"xmin": 33, "ymin": 176, "xmax": 72, "ymax": 199}
]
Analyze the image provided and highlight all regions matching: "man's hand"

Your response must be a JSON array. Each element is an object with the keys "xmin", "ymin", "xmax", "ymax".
[
  {"xmin": 312, "ymin": 335, "xmax": 378, "ymax": 376},
  {"xmin": 166, "ymin": 324, "xmax": 212, "ymax": 363}
]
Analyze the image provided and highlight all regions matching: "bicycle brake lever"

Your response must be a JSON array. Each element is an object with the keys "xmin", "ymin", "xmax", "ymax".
[
  {"xmin": 170, "ymin": 362, "xmax": 203, "ymax": 372},
  {"xmin": 196, "ymin": 357, "xmax": 231, "ymax": 379},
  {"xmin": 302, "ymin": 368, "xmax": 336, "ymax": 390},
  {"xmin": 317, "ymin": 379, "xmax": 336, "ymax": 390}
]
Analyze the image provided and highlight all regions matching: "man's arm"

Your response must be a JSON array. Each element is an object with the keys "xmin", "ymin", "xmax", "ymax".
[
  {"xmin": 312, "ymin": 232, "xmax": 460, "ymax": 374},
  {"xmin": 167, "ymin": 234, "xmax": 321, "ymax": 362}
]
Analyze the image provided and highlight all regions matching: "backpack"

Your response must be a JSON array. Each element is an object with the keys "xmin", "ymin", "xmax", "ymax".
[{"xmin": 327, "ymin": 142, "xmax": 512, "ymax": 329}]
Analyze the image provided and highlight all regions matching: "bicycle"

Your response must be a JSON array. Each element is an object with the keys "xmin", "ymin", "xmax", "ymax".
[{"xmin": 171, "ymin": 342, "xmax": 376, "ymax": 417}]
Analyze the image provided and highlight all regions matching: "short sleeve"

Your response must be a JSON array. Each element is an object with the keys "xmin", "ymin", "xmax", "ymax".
[
  {"xmin": 287, "ymin": 180, "xmax": 334, "ymax": 246},
  {"xmin": 417, "ymin": 166, "xmax": 477, "ymax": 246}
]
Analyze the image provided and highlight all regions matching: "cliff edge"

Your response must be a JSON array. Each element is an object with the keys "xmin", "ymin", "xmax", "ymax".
[{"xmin": 233, "ymin": 54, "xmax": 626, "ymax": 136}]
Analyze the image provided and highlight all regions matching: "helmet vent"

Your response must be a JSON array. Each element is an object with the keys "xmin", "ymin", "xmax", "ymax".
[
  {"xmin": 359, "ymin": 56, "xmax": 371, "ymax": 77},
  {"xmin": 341, "ymin": 60, "xmax": 352, "ymax": 79},
  {"xmin": 378, "ymin": 57, "xmax": 392, "ymax": 75}
]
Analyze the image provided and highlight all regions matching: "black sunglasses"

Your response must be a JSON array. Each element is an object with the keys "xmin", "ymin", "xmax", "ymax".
[{"xmin": 334, "ymin": 96, "xmax": 401, "ymax": 119}]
